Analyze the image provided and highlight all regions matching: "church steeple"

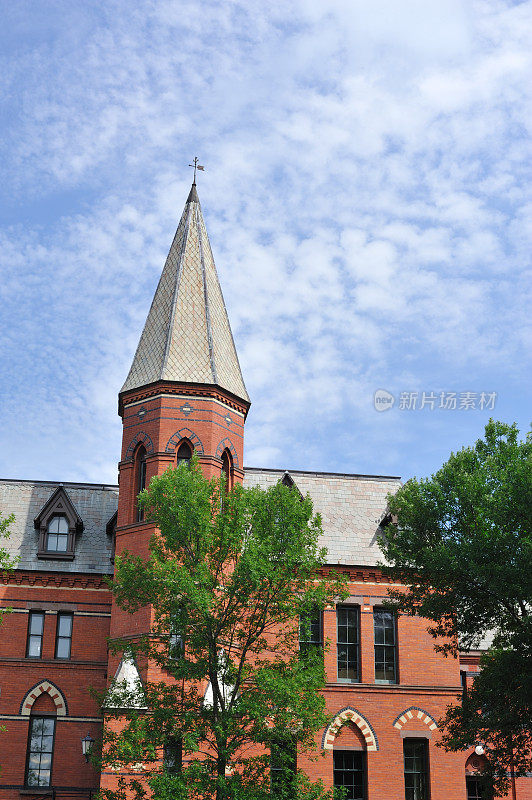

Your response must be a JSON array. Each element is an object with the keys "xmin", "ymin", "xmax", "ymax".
[
  {"xmin": 121, "ymin": 183, "xmax": 249, "ymax": 405},
  {"xmin": 117, "ymin": 181, "xmax": 249, "ymax": 528}
]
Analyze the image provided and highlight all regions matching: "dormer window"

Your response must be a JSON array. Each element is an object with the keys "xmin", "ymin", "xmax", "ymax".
[
  {"xmin": 46, "ymin": 515, "xmax": 69, "ymax": 552},
  {"xmin": 34, "ymin": 486, "xmax": 83, "ymax": 561},
  {"xmin": 176, "ymin": 441, "xmax": 192, "ymax": 468}
]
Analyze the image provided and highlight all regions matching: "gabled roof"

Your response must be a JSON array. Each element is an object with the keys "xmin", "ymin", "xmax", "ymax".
[
  {"xmin": 33, "ymin": 485, "xmax": 84, "ymax": 533},
  {"xmin": 244, "ymin": 467, "xmax": 402, "ymax": 567},
  {"xmin": 0, "ymin": 478, "xmax": 117, "ymax": 574},
  {"xmin": 0, "ymin": 467, "xmax": 400, "ymax": 572},
  {"xmin": 120, "ymin": 183, "xmax": 249, "ymax": 403}
]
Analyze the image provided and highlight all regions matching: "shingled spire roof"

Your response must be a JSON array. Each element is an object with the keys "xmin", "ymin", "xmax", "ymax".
[{"xmin": 121, "ymin": 184, "xmax": 249, "ymax": 403}]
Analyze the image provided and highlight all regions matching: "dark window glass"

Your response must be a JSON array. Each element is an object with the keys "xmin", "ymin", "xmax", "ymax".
[
  {"xmin": 176, "ymin": 441, "xmax": 192, "ymax": 468},
  {"xmin": 25, "ymin": 717, "xmax": 56, "ymax": 787},
  {"xmin": 333, "ymin": 750, "xmax": 365, "ymax": 800},
  {"xmin": 164, "ymin": 738, "xmax": 182, "ymax": 774},
  {"xmin": 46, "ymin": 515, "xmax": 69, "ymax": 552},
  {"xmin": 55, "ymin": 613, "xmax": 73, "ymax": 659},
  {"xmin": 299, "ymin": 609, "xmax": 322, "ymax": 658},
  {"xmin": 374, "ymin": 609, "xmax": 397, "ymax": 683},
  {"xmin": 466, "ymin": 776, "xmax": 492, "ymax": 800},
  {"xmin": 136, "ymin": 446, "xmax": 147, "ymax": 522},
  {"xmin": 271, "ymin": 739, "xmax": 297, "ymax": 799},
  {"xmin": 337, "ymin": 606, "xmax": 359, "ymax": 682},
  {"xmin": 27, "ymin": 612, "xmax": 45, "ymax": 658},
  {"xmin": 403, "ymin": 739, "xmax": 429, "ymax": 800},
  {"xmin": 169, "ymin": 626, "xmax": 183, "ymax": 659},
  {"xmin": 221, "ymin": 450, "xmax": 232, "ymax": 500}
]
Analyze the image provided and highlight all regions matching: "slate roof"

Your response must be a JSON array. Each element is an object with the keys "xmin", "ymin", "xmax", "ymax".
[
  {"xmin": 0, "ymin": 467, "xmax": 400, "ymax": 573},
  {"xmin": 244, "ymin": 468, "xmax": 401, "ymax": 567},
  {"xmin": 121, "ymin": 184, "xmax": 249, "ymax": 403},
  {"xmin": 0, "ymin": 479, "xmax": 118, "ymax": 574}
]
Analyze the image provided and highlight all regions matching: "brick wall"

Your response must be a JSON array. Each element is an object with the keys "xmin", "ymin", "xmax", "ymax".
[{"xmin": 0, "ymin": 572, "xmax": 111, "ymax": 796}]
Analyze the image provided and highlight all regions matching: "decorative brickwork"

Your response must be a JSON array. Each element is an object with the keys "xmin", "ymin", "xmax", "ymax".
[
  {"xmin": 393, "ymin": 706, "xmax": 438, "ymax": 731},
  {"xmin": 125, "ymin": 432, "xmax": 154, "ymax": 461},
  {"xmin": 165, "ymin": 428, "xmax": 204, "ymax": 455},
  {"xmin": 321, "ymin": 706, "xmax": 379, "ymax": 752},
  {"xmin": 215, "ymin": 437, "xmax": 239, "ymax": 468},
  {"xmin": 20, "ymin": 680, "xmax": 68, "ymax": 716}
]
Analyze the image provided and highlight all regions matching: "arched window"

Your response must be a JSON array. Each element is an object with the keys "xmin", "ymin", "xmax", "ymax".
[
  {"xmin": 25, "ymin": 714, "xmax": 56, "ymax": 788},
  {"xmin": 221, "ymin": 450, "xmax": 233, "ymax": 492},
  {"xmin": 136, "ymin": 445, "xmax": 147, "ymax": 522},
  {"xmin": 176, "ymin": 441, "xmax": 192, "ymax": 468},
  {"xmin": 333, "ymin": 723, "xmax": 367, "ymax": 800}
]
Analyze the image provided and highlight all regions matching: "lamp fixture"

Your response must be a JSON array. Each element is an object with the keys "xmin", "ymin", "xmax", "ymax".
[{"xmin": 81, "ymin": 733, "xmax": 95, "ymax": 762}]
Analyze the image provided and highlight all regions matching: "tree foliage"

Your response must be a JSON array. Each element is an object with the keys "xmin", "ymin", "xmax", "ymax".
[
  {"xmin": 379, "ymin": 420, "xmax": 532, "ymax": 794},
  {"xmin": 101, "ymin": 458, "xmax": 347, "ymax": 800},
  {"xmin": 0, "ymin": 510, "xmax": 17, "ymax": 624}
]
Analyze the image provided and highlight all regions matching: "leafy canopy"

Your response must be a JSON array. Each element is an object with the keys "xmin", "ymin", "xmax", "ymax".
[
  {"xmin": 102, "ymin": 458, "xmax": 347, "ymax": 800},
  {"xmin": 379, "ymin": 420, "xmax": 532, "ymax": 794}
]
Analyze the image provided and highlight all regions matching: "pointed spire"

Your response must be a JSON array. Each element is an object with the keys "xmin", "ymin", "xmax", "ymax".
[
  {"xmin": 187, "ymin": 182, "xmax": 199, "ymax": 204},
  {"xmin": 121, "ymin": 184, "xmax": 249, "ymax": 403}
]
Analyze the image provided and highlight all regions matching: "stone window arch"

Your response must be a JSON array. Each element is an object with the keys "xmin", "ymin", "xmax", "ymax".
[
  {"xmin": 393, "ymin": 706, "xmax": 438, "ymax": 732},
  {"xmin": 20, "ymin": 681, "xmax": 68, "ymax": 717},
  {"xmin": 322, "ymin": 707, "xmax": 378, "ymax": 752}
]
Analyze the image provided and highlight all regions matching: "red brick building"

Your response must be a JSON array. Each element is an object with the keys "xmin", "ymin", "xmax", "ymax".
[{"xmin": 0, "ymin": 183, "xmax": 529, "ymax": 800}]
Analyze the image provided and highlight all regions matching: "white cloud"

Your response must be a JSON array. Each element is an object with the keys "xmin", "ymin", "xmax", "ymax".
[{"xmin": 0, "ymin": 0, "xmax": 530, "ymax": 484}]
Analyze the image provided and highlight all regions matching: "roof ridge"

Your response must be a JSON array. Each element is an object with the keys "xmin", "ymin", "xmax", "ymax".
[
  {"xmin": 0, "ymin": 477, "xmax": 119, "ymax": 490},
  {"xmin": 243, "ymin": 467, "xmax": 402, "ymax": 480},
  {"xmin": 197, "ymin": 203, "xmax": 218, "ymax": 384},
  {"xmin": 161, "ymin": 202, "xmax": 193, "ymax": 378}
]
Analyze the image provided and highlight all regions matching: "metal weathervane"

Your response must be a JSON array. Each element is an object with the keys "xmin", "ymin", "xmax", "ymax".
[{"xmin": 189, "ymin": 156, "xmax": 205, "ymax": 183}]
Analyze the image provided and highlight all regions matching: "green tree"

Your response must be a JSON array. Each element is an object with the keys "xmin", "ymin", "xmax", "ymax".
[
  {"xmin": 0, "ymin": 511, "xmax": 17, "ymax": 625},
  {"xmin": 379, "ymin": 420, "xmax": 532, "ymax": 796},
  {"xmin": 101, "ymin": 458, "xmax": 348, "ymax": 800},
  {"xmin": 0, "ymin": 511, "xmax": 17, "ymax": 755}
]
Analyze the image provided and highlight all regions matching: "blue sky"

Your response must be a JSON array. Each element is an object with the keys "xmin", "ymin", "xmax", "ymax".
[{"xmin": 1, "ymin": 0, "xmax": 530, "ymax": 485}]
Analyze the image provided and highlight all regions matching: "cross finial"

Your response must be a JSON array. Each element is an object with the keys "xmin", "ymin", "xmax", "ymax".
[{"xmin": 189, "ymin": 156, "xmax": 205, "ymax": 184}]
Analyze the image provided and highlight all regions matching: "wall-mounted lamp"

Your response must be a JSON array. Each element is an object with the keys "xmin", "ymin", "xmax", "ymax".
[
  {"xmin": 81, "ymin": 733, "xmax": 95, "ymax": 762},
  {"xmin": 474, "ymin": 744, "xmax": 485, "ymax": 756}
]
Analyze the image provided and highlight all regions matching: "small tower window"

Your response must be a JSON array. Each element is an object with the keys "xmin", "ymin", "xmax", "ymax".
[
  {"xmin": 136, "ymin": 445, "xmax": 147, "ymax": 522},
  {"xmin": 176, "ymin": 441, "xmax": 192, "ymax": 468},
  {"xmin": 221, "ymin": 450, "xmax": 233, "ymax": 493},
  {"xmin": 46, "ymin": 516, "xmax": 69, "ymax": 553}
]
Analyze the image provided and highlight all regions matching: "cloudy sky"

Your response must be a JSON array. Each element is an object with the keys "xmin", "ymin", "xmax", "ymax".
[{"xmin": 1, "ymin": 0, "xmax": 530, "ymax": 486}]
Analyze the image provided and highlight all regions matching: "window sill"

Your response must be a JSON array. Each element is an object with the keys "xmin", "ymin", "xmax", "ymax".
[
  {"xmin": 37, "ymin": 551, "xmax": 75, "ymax": 561},
  {"xmin": 20, "ymin": 789, "xmax": 54, "ymax": 795}
]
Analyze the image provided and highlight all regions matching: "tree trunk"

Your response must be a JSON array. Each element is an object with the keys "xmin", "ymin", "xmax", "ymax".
[
  {"xmin": 216, "ymin": 752, "xmax": 227, "ymax": 800},
  {"xmin": 510, "ymin": 753, "xmax": 517, "ymax": 800}
]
